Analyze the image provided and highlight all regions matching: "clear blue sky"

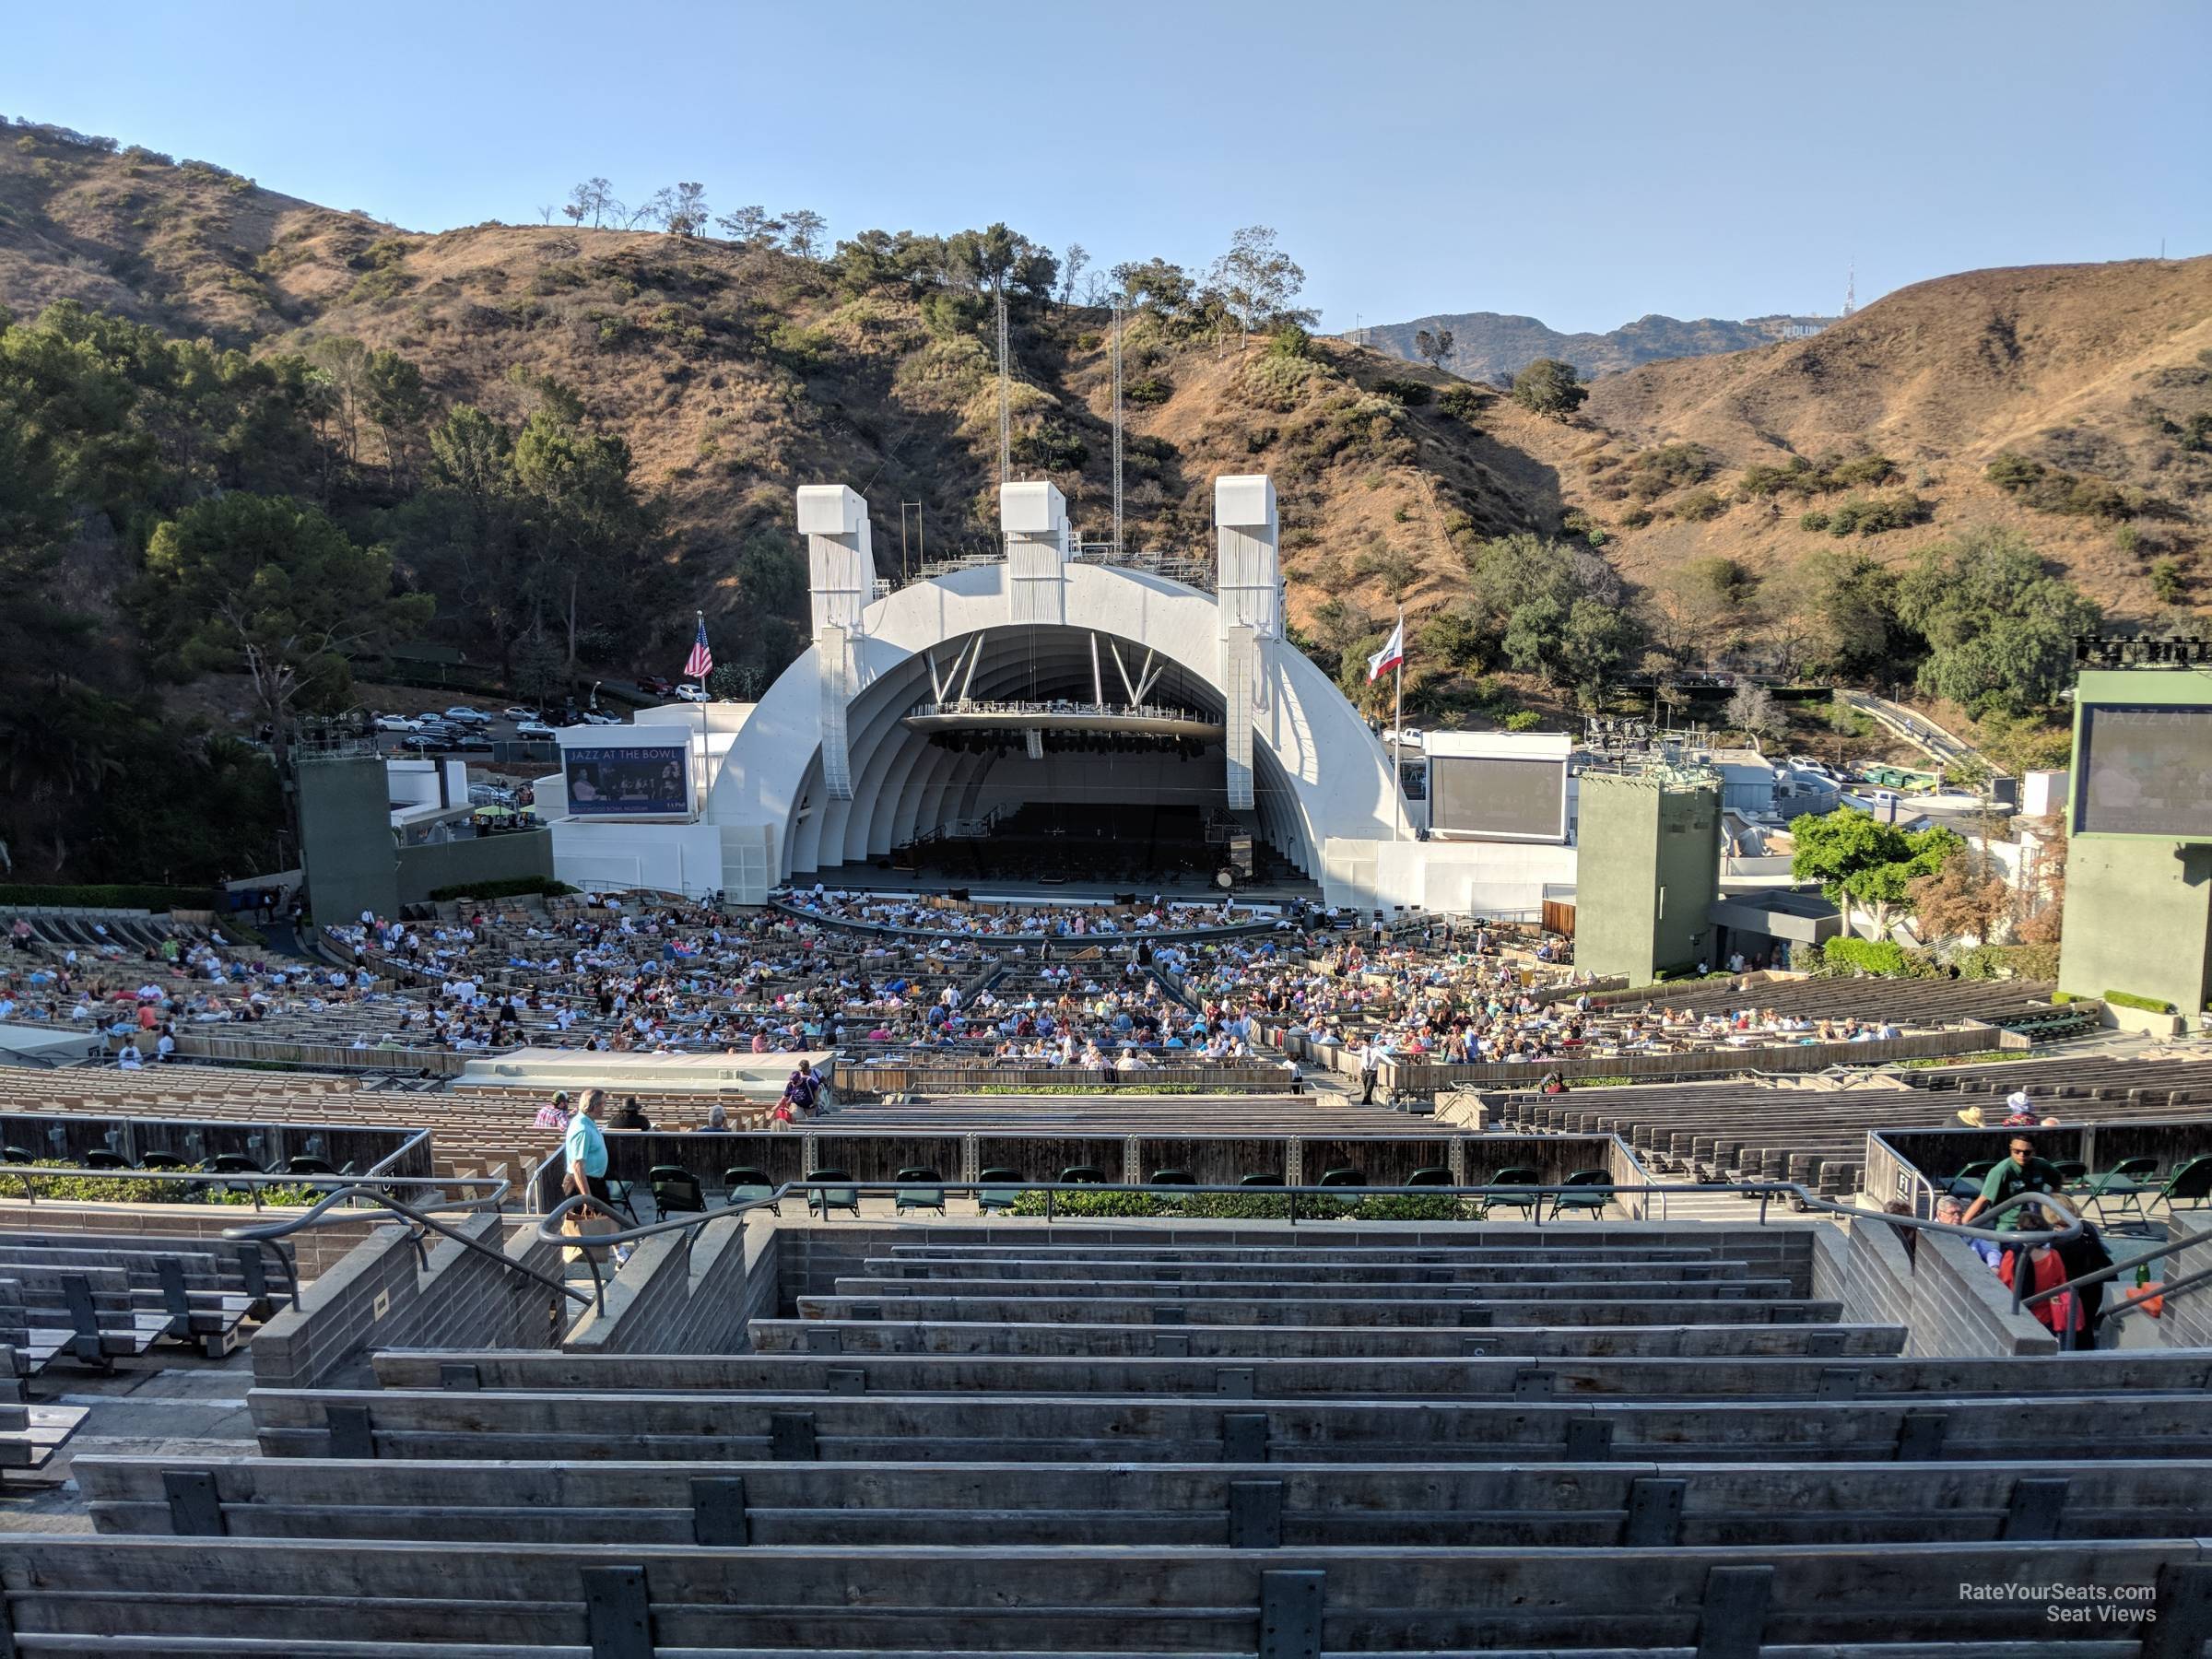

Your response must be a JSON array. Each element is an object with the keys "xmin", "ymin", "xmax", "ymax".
[{"xmin": 6, "ymin": 0, "xmax": 2206, "ymax": 333}]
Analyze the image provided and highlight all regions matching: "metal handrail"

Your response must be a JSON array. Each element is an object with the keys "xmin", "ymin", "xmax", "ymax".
[{"xmin": 224, "ymin": 1179, "xmax": 594, "ymax": 1311}]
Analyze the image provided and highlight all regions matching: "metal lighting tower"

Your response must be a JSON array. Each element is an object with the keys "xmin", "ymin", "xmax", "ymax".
[
  {"xmin": 995, "ymin": 283, "xmax": 1011, "ymax": 486},
  {"xmin": 1111, "ymin": 299, "xmax": 1124, "ymax": 553},
  {"xmin": 1842, "ymin": 260, "xmax": 1856, "ymax": 317}
]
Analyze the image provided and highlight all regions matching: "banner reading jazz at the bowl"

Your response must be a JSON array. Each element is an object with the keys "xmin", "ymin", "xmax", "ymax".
[{"xmin": 563, "ymin": 745, "xmax": 690, "ymax": 817}]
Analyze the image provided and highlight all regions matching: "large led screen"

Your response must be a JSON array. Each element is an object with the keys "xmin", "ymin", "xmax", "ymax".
[
  {"xmin": 2075, "ymin": 705, "xmax": 2212, "ymax": 838},
  {"xmin": 1430, "ymin": 756, "xmax": 1568, "ymax": 841},
  {"xmin": 564, "ymin": 746, "xmax": 690, "ymax": 817}
]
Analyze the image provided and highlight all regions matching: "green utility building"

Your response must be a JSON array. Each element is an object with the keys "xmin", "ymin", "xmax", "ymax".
[
  {"xmin": 1574, "ymin": 768, "xmax": 1723, "ymax": 986},
  {"xmin": 2057, "ymin": 667, "xmax": 2212, "ymax": 1023},
  {"xmin": 297, "ymin": 753, "xmax": 400, "ymax": 925}
]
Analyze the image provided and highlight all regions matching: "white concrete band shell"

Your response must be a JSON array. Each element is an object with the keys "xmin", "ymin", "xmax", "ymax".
[{"xmin": 544, "ymin": 474, "xmax": 1578, "ymax": 913}]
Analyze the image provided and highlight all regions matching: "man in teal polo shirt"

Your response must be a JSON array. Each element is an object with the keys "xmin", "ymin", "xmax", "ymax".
[{"xmin": 562, "ymin": 1087, "xmax": 611, "ymax": 1208}]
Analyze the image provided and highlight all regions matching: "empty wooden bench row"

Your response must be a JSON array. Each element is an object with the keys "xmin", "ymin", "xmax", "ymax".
[
  {"xmin": 793, "ymin": 1290, "xmax": 1844, "ymax": 1328},
  {"xmin": 366, "ymin": 1344, "xmax": 2212, "ymax": 1404},
  {"xmin": 0, "ymin": 1246, "xmax": 265, "ymax": 1374},
  {"xmin": 77, "ymin": 1452, "xmax": 2212, "ymax": 1547},
  {"xmin": 7, "ymin": 1534, "xmax": 2206, "ymax": 1653},
  {"xmin": 747, "ymin": 1315, "xmax": 1911, "ymax": 1360},
  {"xmin": 246, "ymin": 1386, "xmax": 2212, "ymax": 1464}
]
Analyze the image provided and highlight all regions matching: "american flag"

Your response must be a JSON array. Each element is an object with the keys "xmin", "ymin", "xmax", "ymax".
[{"xmin": 683, "ymin": 614, "xmax": 712, "ymax": 681}]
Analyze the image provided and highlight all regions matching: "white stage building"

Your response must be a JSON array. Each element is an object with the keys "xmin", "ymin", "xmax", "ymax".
[{"xmin": 540, "ymin": 475, "xmax": 1577, "ymax": 915}]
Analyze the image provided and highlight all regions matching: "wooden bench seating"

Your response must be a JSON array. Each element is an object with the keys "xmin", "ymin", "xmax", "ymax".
[
  {"xmin": 245, "ymin": 1384, "xmax": 2212, "ymax": 1463},
  {"xmin": 6, "ymin": 1533, "xmax": 2205, "ymax": 1653},
  {"xmin": 0, "ymin": 1400, "xmax": 87, "ymax": 1477},
  {"xmin": 367, "ymin": 1345, "xmax": 2212, "ymax": 1403},
  {"xmin": 746, "ymin": 1315, "xmax": 1911, "ymax": 1359},
  {"xmin": 75, "ymin": 1451, "xmax": 2212, "ymax": 1547}
]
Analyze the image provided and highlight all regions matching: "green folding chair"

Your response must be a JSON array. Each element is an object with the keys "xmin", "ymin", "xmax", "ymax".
[
  {"xmin": 649, "ymin": 1165, "xmax": 705, "ymax": 1217},
  {"xmin": 893, "ymin": 1166, "xmax": 947, "ymax": 1216},
  {"xmin": 1945, "ymin": 1159, "xmax": 1999, "ymax": 1203},
  {"xmin": 976, "ymin": 1167, "xmax": 1023, "ymax": 1214},
  {"xmin": 724, "ymin": 1166, "xmax": 779, "ymax": 1215},
  {"xmin": 2158, "ymin": 1154, "xmax": 2212, "ymax": 1216},
  {"xmin": 1477, "ymin": 1166, "xmax": 1542, "ymax": 1220},
  {"xmin": 1547, "ymin": 1168, "xmax": 1616, "ymax": 1220},
  {"xmin": 806, "ymin": 1168, "xmax": 860, "ymax": 1219},
  {"xmin": 2077, "ymin": 1156, "xmax": 2159, "ymax": 1223}
]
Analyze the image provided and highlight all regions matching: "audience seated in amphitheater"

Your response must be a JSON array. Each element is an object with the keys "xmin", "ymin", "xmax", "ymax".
[{"xmin": 779, "ymin": 886, "xmax": 1295, "ymax": 938}]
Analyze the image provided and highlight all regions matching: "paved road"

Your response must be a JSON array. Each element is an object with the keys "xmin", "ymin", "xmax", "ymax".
[{"xmin": 1834, "ymin": 689, "xmax": 1997, "ymax": 778}]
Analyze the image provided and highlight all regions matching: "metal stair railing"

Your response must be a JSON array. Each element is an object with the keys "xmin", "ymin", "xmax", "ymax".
[{"xmin": 224, "ymin": 1176, "xmax": 595, "ymax": 1312}]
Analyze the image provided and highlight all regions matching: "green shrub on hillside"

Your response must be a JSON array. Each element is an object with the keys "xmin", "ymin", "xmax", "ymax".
[
  {"xmin": 1372, "ymin": 377, "xmax": 1431, "ymax": 406},
  {"xmin": 1436, "ymin": 384, "xmax": 1484, "ymax": 421},
  {"xmin": 1985, "ymin": 452, "xmax": 2168, "ymax": 522},
  {"xmin": 1825, "ymin": 491, "xmax": 1930, "ymax": 536},
  {"xmin": 1620, "ymin": 442, "xmax": 1714, "ymax": 500},
  {"xmin": 1741, "ymin": 452, "xmax": 1900, "ymax": 499}
]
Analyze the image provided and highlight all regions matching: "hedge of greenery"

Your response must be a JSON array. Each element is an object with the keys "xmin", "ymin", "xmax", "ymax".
[
  {"xmin": 1821, "ymin": 936, "xmax": 1916, "ymax": 977},
  {"xmin": 13, "ymin": 1159, "xmax": 323, "ymax": 1206},
  {"xmin": 957, "ymin": 1085, "xmax": 1216, "ymax": 1096},
  {"xmin": 0, "ymin": 884, "xmax": 211, "ymax": 911},
  {"xmin": 1005, "ymin": 1189, "xmax": 1471, "ymax": 1222},
  {"xmin": 1900, "ymin": 1051, "xmax": 2029, "ymax": 1070},
  {"xmin": 2104, "ymin": 990, "xmax": 2178, "ymax": 1015},
  {"xmin": 426, "ymin": 876, "xmax": 578, "ymax": 902}
]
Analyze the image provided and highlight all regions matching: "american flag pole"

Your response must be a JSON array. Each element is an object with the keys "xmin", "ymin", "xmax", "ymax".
[{"xmin": 683, "ymin": 611, "xmax": 712, "ymax": 687}]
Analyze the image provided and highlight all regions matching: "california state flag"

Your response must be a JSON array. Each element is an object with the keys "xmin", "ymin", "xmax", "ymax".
[{"xmin": 1366, "ymin": 618, "xmax": 1406, "ymax": 683}]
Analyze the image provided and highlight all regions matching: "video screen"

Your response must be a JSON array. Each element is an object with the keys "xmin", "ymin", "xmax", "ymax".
[
  {"xmin": 2075, "ymin": 705, "xmax": 2212, "ymax": 837},
  {"xmin": 1430, "ymin": 757, "xmax": 1567, "ymax": 841},
  {"xmin": 563, "ymin": 746, "xmax": 690, "ymax": 817}
]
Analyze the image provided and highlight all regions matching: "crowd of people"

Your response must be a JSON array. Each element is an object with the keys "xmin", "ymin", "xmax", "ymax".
[
  {"xmin": 777, "ymin": 887, "xmax": 1298, "ymax": 939},
  {"xmin": 0, "ymin": 922, "xmax": 391, "ymax": 1066}
]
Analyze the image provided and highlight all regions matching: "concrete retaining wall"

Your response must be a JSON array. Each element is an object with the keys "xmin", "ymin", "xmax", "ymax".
[
  {"xmin": 1810, "ymin": 1220, "xmax": 2056, "ymax": 1358},
  {"xmin": 562, "ymin": 1213, "xmax": 773, "ymax": 1355},
  {"xmin": 252, "ymin": 1213, "xmax": 566, "ymax": 1388}
]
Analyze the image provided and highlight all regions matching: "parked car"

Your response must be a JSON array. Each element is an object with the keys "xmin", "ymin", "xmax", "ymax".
[
  {"xmin": 372, "ymin": 714, "xmax": 419, "ymax": 733},
  {"xmin": 401, "ymin": 733, "xmax": 446, "ymax": 751},
  {"xmin": 442, "ymin": 706, "xmax": 492, "ymax": 725},
  {"xmin": 515, "ymin": 720, "xmax": 558, "ymax": 738},
  {"xmin": 501, "ymin": 705, "xmax": 536, "ymax": 720},
  {"xmin": 581, "ymin": 710, "xmax": 622, "ymax": 724},
  {"xmin": 636, "ymin": 675, "xmax": 676, "ymax": 697},
  {"xmin": 674, "ymin": 685, "xmax": 709, "ymax": 703}
]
